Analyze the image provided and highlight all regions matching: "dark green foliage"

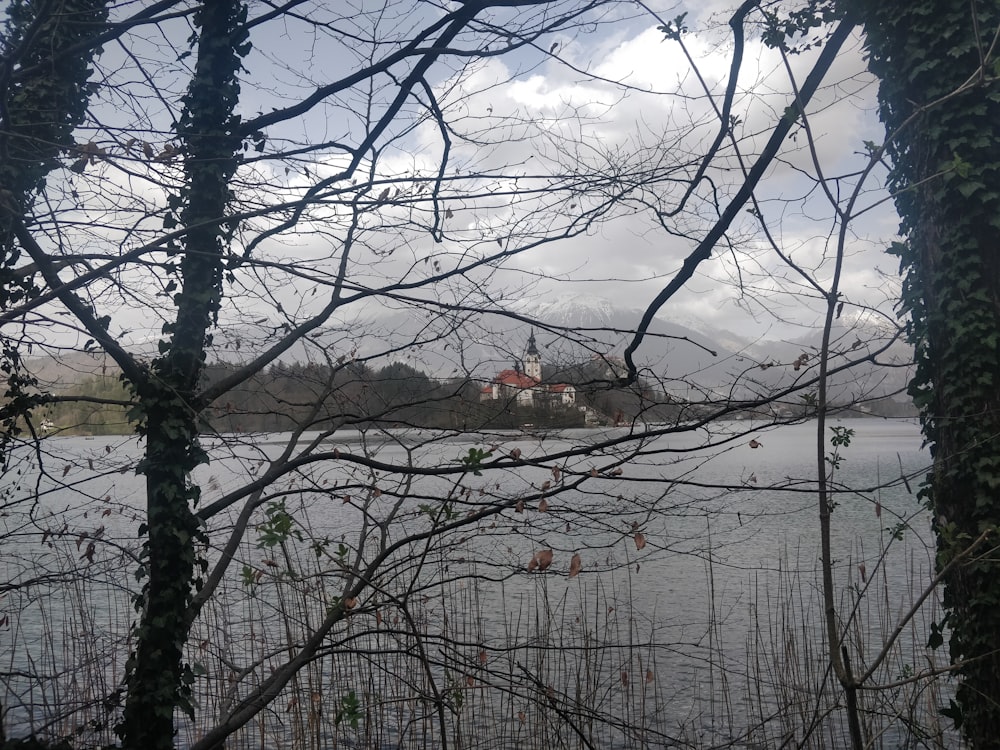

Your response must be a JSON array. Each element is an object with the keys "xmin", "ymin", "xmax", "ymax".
[
  {"xmin": 855, "ymin": 0, "xmax": 1000, "ymax": 743},
  {"xmin": 256, "ymin": 500, "xmax": 302, "ymax": 547},
  {"xmin": 0, "ymin": 0, "xmax": 109, "ymax": 463},
  {"xmin": 203, "ymin": 359, "xmax": 591, "ymax": 432},
  {"xmin": 0, "ymin": 0, "xmax": 109, "ymax": 288},
  {"xmin": 203, "ymin": 359, "xmax": 376, "ymax": 432},
  {"xmin": 458, "ymin": 446, "xmax": 492, "ymax": 475},
  {"xmin": 0, "ymin": 340, "xmax": 41, "ymax": 466},
  {"xmin": 543, "ymin": 360, "xmax": 680, "ymax": 424},
  {"xmin": 334, "ymin": 690, "xmax": 363, "ymax": 729},
  {"xmin": 761, "ymin": 0, "xmax": 844, "ymax": 53}
]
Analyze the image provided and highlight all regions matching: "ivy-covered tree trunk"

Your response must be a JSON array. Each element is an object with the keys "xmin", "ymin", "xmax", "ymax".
[
  {"xmin": 856, "ymin": 0, "xmax": 1000, "ymax": 744},
  {"xmin": 120, "ymin": 2, "xmax": 247, "ymax": 748},
  {"xmin": 0, "ymin": 0, "xmax": 110, "ymax": 459}
]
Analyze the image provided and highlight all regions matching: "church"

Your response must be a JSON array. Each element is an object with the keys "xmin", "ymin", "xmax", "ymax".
[{"xmin": 479, "ymin": 331, "xmax": 576, "ymax": 407}]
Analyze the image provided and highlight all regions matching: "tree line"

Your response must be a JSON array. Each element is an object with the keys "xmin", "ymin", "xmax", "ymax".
[{"xmin": 40, "ymin": 358, "xmax": 693, "ymax": 434}]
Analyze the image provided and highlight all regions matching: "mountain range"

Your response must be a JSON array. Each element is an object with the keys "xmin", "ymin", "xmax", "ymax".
[{"xmin": 24, "ymin": 294, "xmax": 913, "ymax": 407}]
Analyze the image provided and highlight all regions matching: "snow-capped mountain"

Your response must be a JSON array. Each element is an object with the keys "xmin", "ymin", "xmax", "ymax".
[{"xmin": 513, "ymin": 293, "xmax": 620, "ymax": 328}]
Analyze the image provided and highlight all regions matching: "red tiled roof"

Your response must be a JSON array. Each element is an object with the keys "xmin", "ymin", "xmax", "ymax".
[{"xmin": 494, "ymin": 369, "xmax": 540, "ymax": 389}]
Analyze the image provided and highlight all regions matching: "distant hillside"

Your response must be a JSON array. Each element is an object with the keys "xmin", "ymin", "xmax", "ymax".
[
  {"xmin": 25, "ymin": 350, "xmax": 119, "ymax": 392},
  {"xmin": 21, "ymin": 295, "xmax": 915, "ymax": 432}
]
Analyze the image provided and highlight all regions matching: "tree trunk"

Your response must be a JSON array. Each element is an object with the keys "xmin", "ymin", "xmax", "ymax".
[
  {"xmin": 120, "ymin": 2, "xmax": 246, "ymax": 747},
  {"xmin": 856, "ymin": 0, "xmax": 1000, "ymax": 743}
]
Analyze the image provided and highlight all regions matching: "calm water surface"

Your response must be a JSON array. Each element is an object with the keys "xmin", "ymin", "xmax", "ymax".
[{"xmin": 2, "ymin": 419, "xmax": 942, "ymax": 747}]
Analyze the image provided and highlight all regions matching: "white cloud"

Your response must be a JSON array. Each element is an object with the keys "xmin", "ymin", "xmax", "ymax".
[{"xmin": 43, "ymin": 4, "xmax": 900, "ymax": 362}]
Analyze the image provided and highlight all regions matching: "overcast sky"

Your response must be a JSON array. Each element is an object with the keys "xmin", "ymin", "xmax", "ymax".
[
  {"xmin": 419, "ymin": 7, "xmax": 894, "ymax": 340},
  {"xmin": 23, "ymin": 1, "xmax": 901, "ymax": 361},
  {"xmin": 231, "ymin": 0, "xmax": 897, "ymax": 342}
]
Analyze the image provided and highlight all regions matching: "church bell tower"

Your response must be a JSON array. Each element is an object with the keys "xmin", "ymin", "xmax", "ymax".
[{"xmin": 524, "ymin": 330, "xmax": 541, "ymax": 381}]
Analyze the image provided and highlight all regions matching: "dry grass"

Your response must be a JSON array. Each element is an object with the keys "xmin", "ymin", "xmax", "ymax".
[{"xmin": 2, "ymin": 510, "xmax": 958, "ymax": 750}]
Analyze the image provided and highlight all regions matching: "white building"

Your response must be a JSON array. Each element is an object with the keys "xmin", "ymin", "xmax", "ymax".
[{"xmin": 480, "ymin": 331, "xmax": 575, "ymax": 407}]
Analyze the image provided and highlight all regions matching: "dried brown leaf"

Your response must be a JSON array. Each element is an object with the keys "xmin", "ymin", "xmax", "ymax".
[
  {"xmin": 536, "ymin": 549, "xmax": 553, "ymax": 571},
  {"xmin": 634, "ymin": 532, "xmax": 646, "ymax": 550},
  {"xmin": 528, "ymin": 549, "xmax": 553, "ymax": 572},
  {"xmin": 568, "ymin": 553, "xmax": 582, "ymax": 578}
]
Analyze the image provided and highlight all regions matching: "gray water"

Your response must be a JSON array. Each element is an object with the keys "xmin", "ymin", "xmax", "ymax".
[{"xmin": 1, "ymin": 419, "xmax": 949, "ymax": 748}]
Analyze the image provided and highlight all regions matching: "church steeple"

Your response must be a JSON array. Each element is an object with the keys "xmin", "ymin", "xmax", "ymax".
[
  {"xmin": 526, "ymin": 330, "xmax": 539, "ymax": 356},
  {"xmin": 524, "ymin": 330, "xmax": 541, "ymax": 381}
]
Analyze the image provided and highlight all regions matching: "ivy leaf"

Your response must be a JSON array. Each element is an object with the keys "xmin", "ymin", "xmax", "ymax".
[
  {"xmin": 927, "ymin": 619, "xmax": 945, "ymax": 650},
  {"xmin": 950, "ymin": 153, "xmax": 972, "ymax": 178},
  {"xmin": 941, "ymin": 698, "xmax": 964, "ymax": 729}
]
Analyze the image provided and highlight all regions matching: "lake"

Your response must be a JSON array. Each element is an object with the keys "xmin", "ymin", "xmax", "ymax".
[{"xmin": 1, "ymin": 418, "xmax": 954, "ymax": 748}]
